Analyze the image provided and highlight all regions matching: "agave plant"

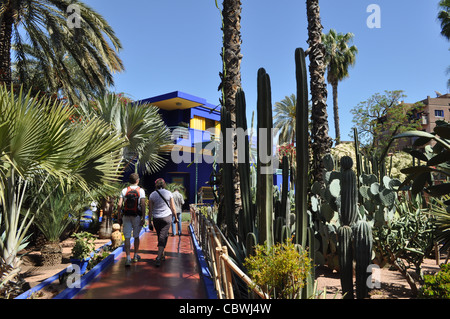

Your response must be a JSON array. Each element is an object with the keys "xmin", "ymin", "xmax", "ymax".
[
  {"xmin": 429, "ymin": 196, "xmax": 450, "ymax": 254},
  {"xmin": 0, "ymin": 85, "xmax": 127, "ymax": 275}
]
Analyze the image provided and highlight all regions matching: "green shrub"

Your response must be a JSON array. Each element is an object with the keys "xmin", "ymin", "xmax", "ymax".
[
  {"xmin": 244, "ymin": 238, "xmax": 312, "ymax": 299},
  {"xmin": 71, "ymin": 232, "xmax": 96, "ymax": 260},
  {"xmin": 420, "ymin": 263, "xmax": 450, "ymax": 299}
]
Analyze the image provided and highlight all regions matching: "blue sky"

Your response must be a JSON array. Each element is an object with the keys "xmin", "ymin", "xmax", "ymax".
[{"xmin": 84, "ymin": 0, "xmax": 449, "ymax": 143}]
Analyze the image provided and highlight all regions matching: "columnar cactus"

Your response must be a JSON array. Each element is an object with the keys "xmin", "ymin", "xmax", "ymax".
[
  {"xmin": 340, "ymin": 156, "xmax": 358, "ymax": 226},
  {"xmin": 256, "ymin": 67, "xmax": 274, "ymax": 248},
  {"xmin": 338, "ymin": 225, "xmax": 354, "ymax": 299},
  {"xmin": 295, "ymin": 48, "xmax": 310, "ymax": 249},
  {"xmin": 354, "ymin": 219, "xmax": 373, "ymax": 299}
]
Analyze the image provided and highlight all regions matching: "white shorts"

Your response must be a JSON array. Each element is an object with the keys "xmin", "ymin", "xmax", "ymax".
[{"xmin": 122, "ymin": 215, "xmax": 142, "ymax": 239}]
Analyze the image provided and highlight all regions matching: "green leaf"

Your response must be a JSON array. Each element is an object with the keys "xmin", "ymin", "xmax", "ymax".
[
  {"xmin": 401, "ymin": 166, "xmax": 434, "ymax": 175},
  {"xmin": 412, "ymin": 172, "xmax": 430, "ymax": 195},
  {"xmin": 427, "ymin": 151, "xmax": 450, "ymax": 166},
  {"xmin": 406, "ymin": 149, "xmax": 429, "ymax": 162},
  {"xmin": 427, "ymin": 183, "xmax": 450, "ymax": 197},
  {"xmin": 434, "ymin": 125, "xmax": 450, "ymax": 139}
]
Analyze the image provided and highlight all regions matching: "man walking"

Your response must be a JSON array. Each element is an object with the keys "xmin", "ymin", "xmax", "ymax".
[
  {"xmin": 172, "ymin": 188, "xmax": 184, "ymax": 236},
  {"xmin": 117, "ymin": 173, "xmax": 146, "ymax": 267}
]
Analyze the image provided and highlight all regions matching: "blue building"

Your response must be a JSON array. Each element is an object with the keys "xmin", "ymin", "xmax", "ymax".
[{"xmin": 138, "ymin": 91, "xmax": 220, "ymax": 208}]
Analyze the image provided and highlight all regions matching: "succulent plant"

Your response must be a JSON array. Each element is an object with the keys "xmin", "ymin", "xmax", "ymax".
[{"xmin": 354, "ymin": 219, "xmax": 373, "ymax": 299}]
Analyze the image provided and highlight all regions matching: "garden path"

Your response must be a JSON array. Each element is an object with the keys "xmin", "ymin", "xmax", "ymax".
[{"xmin": 73, "ymin": 223, "xmax": 207, "ymax": 299}]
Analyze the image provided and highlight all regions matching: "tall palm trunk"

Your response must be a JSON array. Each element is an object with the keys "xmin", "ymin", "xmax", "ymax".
[
  {"xmin": 332, "ymin": 82, "xmax": 341, "ymax": 145},
  {"xmin": 306, "ymin": 0, "xmax": 332, "ymax": 184},
  {"xmin": 0, "ymin": 7, "xmax": 13, "ymax": 86},
  {"xmin": 220, "ymin": 0, "xmax": 243, "ymax": 235}
]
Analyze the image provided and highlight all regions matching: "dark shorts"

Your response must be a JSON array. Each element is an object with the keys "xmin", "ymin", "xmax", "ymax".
[{"xmin": 153, "ymin": 215, "xmax": 172, "ymax": 248}]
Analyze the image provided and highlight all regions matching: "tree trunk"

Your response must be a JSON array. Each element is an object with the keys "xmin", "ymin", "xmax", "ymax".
[
  {"xmin": 0, "ymin": 7, "xmax": 13, "ymax": 86},
  {"xmin": 332, "ymin": 82, "xmax": 341, "ymax": 145},
  {"xmin": 306, "ymin": 0, "xmax": 332, "ymax": 184},
  {"xmin": 220, "ymin": 0, "xmax": 243, "ymax": 234}
]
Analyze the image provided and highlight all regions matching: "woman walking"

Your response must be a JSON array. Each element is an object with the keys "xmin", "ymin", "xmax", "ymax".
[{"xmin": 148, "ymin": 178, "xmax": 178, "ymax": 266}]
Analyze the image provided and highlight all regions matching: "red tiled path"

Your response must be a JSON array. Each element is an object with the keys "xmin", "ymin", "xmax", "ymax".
[{"xmin": 74, "ymin": 223, "xmax": 207, "ymax": 299}]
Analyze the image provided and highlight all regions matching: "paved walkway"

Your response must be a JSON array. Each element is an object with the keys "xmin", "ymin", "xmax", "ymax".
[{"xmin": 74, "ymin": 223, "xmax": 208, "ymax": 299}]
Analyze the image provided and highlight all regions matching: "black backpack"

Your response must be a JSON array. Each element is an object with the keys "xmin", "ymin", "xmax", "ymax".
[{"xmin": 123, "ymin": 187, "xmax": 141, "ymax": 216}]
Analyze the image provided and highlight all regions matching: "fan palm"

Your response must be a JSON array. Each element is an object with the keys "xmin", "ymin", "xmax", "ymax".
[
  {"xmin": 0, "ymin": 85, "xmax": 127, "ymax": 272},
  {"xmin": 80, "ymin": 94, "xmax": 173, "ymax": 175},
  {"xmin": 0, "ymin": 0, "xmax": 124, "ymax": 103},
  {"xmin": 274, "ymin": 94, "xmax": 297, "ymax": 145},
  {"xmin": 322, "ymin": 29, "xmax": 358, "ymax": 145},
  {"xmin": 306, "ymin": 0, "xmax": 332, "ymax": 184}
]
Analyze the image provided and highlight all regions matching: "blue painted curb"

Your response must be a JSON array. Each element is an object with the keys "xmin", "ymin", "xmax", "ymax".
[
  {"xmin": 189, "ymin": 224, "xmax": 217, "ymax": 299},
  {"xmin": 15, "ymin": 227, "xmax": 148, "ymax": 299}
]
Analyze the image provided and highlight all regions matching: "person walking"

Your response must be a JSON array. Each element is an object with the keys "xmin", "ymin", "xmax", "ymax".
[
  {"xmin": 171, "ymin": 188, "xmax": 185, "ymax": 236},
  {"xmin": 148, "ymin": 178, "xmax": 178, "ymax": 267},
  {"xmin": 117, "ymin": 173, "xmax": 146, "ymax": 267}
]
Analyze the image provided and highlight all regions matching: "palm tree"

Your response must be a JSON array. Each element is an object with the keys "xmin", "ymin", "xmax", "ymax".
[
  {"xmin": 322, "ymin": 29, "xmax": 358, "ymax": 145},
  {"xmin": 217, "ymin": 0, "xmax": 243, "ymax": 234},
  {"xmin": 438, "ymin": 0, "xmax": 450, "ymax": 88},
  {"xmin": 80, "ymin": 94, "xmax": 172, "ymax": 175},
  {"xmin": 306, "ymin": 0, "xmax": 332, "ymax": 184},
  {"xmin": 0, "ymin": 85, "xmax": 126, "ymax": 279},
  {"xmin": 0, "ymin": 0, "xmax": 124, "ymax": 102},
  {"xmin": 12, "ymin": 44, "xmax": 106, "ymax": 104},
  {"xmin": 79, "ymin": 94, "xmax": 172, "ymax": 238},
  {"xmin": 274, "ymin": 94, "xmax": 297, "ymax": 146},
  {"xmin": 438, "ymin": 0, "xmax": 450, "ymax": 40}
]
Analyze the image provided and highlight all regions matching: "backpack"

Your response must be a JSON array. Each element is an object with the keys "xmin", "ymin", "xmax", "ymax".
[{"xmin": 123, "ymin": 187, "xmax": 141, "ymax": 216}]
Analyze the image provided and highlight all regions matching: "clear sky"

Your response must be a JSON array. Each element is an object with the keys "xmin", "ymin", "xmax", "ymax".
[{"xmin": 83, "ymin": 0, "xmax": 449, "ymax": 143}]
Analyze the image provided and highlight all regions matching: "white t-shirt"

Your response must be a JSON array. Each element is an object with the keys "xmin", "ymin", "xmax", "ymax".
[
  {"xmin": 120, "ymin": 185, "xmax": 146, "ymax": 212},
  {"xmin": 172, "ymin": 191, "xmax": 185, "ymax": 214},
  {"xmin": 149, "ymin": 189, "xmax": 173, "ymax": 219}
]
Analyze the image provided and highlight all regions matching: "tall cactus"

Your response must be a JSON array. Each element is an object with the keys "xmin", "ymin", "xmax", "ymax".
[
  {"xmin": 338, "ymin": 156, "xmax": 357, "ymax": 299},
  {"xmin": 340, "ymin": 156, "xmax": 358, "ymax": 226},
  {"xmin": 354, "ymin": 219, "xmax": 373, "ymax": 299},
  {"xmin": 256, "ymin": 68, "xmax": 274, "ymax": 248},
  {"xmin": 295, "ymin": 47, "xmax": 316, "ymax": 298},
  {"xmin": 236, "ymin": 88, "xmax": 255, "ymax": 240},
  {"xmin": 295, "ymin": 48, "xmax": 309, "ymax": 249},
  {"xmin": 338, "ymin": 225, "xmax": 354, "ymax": 299},
  {"xmin": 220, "ymin": 105, "xmax": 236, "ymax": 237}
]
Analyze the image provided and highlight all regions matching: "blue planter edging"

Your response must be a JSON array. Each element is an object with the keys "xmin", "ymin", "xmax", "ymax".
[
  {"xmin": 15, "ymin": 228, "xmax": 147, "ymax": 299},
  {"xmin": 189, "ymin": 224, "xmax": 217, "ymax": 299},
  {"xmin": 54, "ymin": 228, "xmax": 146, "ymax": 299}
]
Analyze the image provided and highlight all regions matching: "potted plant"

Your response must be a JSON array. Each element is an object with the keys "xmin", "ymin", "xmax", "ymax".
[
  {"xmin": 70, "ymin": 232, "xmax": 96, "ymax": 275},
  {"xmin": 32, "ymin": 187, "xmax": 75, "ymax": 266}
]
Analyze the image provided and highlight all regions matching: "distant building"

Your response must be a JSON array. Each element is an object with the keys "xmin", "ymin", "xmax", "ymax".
[
  {"xmin": 137, "ymin": 91, "xmax": 221, "ymax": 208},
  {"xmin": 416, "ymin": 93, "xmax": 450, "ymax": 133},
  {"xmin": 376, "ymin": 93, "xmax": 450, "ymax": 152}
]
